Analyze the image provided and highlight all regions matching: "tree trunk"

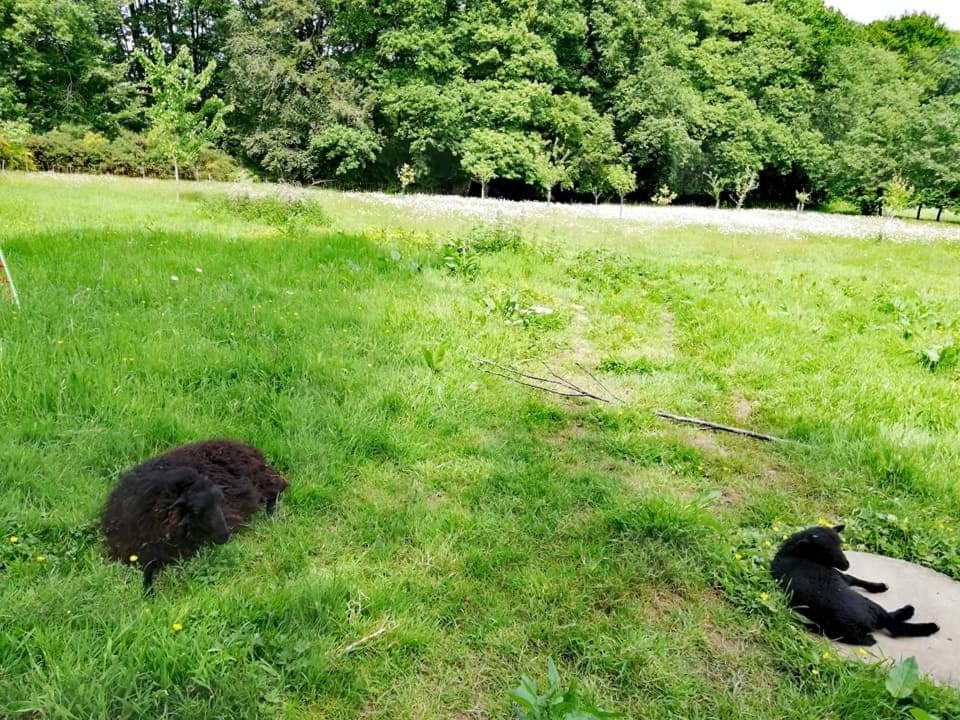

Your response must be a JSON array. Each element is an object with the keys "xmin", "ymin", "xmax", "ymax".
[
  {"xmin": 546, "ymin": 187, "xmax": 552, "ymax": 204},
  {"xmin": 619, "ymin": 196, "xmax": 624, "ymax": 218},
  {"xmin": 715, "ymin": 196, "xmax": 721, "ymax": 209},
  {"xmin": 936, "ymin": 206, "xmax": 944, "ymax": 222},
  {"xmin": 593, "ymin": 191, "xmax": 599, "ymax": 205},
  {"xmin": 481, "ymin": 180, "xmax": 488, "ymax": 200},
  {"xmin": 173, "ymin": 156, "xmax": 180, "ymax": 201},
  {"xmin": 916, "ymin": 204, "xmax": 923, "ymax": 220}
]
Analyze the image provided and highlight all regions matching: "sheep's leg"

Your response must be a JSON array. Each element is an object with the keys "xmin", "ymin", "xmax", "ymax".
[
  {"xmin": 840, "ymin": 573, "xmax": 887, "ymax": 593},
  {"xmin": 142, "ymin": 564, "xmax": 158, "ymax": 596}
]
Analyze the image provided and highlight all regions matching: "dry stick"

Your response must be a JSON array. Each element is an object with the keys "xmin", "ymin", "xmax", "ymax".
[
  {"xmin": 654, "ymin": 411, "xmax": 788, "ymax": 443},
  {"xmin": 340, "ymin": 622, "xmax": 392, "ymax": 656},
  {"xmin": 539, "ymin": 361, "xmax": 612, "ymax": 402},
  {"xmin": 575, "ymin": 361, "xmax": 623, "ymax": 403},
  {"xmin": 476, "ymin": 358, "xmax": 570, "ymax": 388},
  {"xmin": 479, "ymin": 367, "xmax": 608, "ymax": 400}
]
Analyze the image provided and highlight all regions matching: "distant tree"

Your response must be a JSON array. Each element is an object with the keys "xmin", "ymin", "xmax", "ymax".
[
  {"xmin": 903, "ymin": 96, "xmax": 960, "ymax": 221},
  {"xmin": 136, "ymin": 39, "xmax": 230, "ymax": 197},
  {"xmin": 733, "ymin": 170, "xmax": 760, "ymax": 210},
  {"xmin": 397, "ymin": 163, "xmax": 416, "ymax": 194},
  {"xmin": 533, "ymin": 151, "xmax": 569, "ymax": 203},
  {"xmin": 704, "ymin": 172, "xmax": 727, "ymax": 209},
  {"xmin": 606, "ymin": 165, "xmax": 636, "ymax": 216},
  {"xmin": 461, "ymin": 129, "xmax": 540, "ymax": 199}
]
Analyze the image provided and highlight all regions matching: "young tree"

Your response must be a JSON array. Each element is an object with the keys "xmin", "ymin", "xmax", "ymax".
[
  {"xmin": 136, "ymin": 38, "xmax": 230, "ymax": 198},
  {"xmin": 704, "ymin": 172, "xmax": 727, "ymax": 209},
  {"xmin": 605, "ymin": 165, "xmax": 636, "ymax": 216},
  {"xmin": 733, "ymin": 170, "xmax": 760, "ymax": 210},
  {"xmin": 397, "ymin": 163, "xmax": 416, "ymax": 194},
  {"xmin": 461, "ymin": 129, "xmax": 540, "ymax": 200},
  {"xmin": 533, "ymin": 150, "xmax": 570, "ymax": 203}
]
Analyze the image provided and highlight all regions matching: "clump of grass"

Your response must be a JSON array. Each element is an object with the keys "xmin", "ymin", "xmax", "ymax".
[
  {"xmin": 567, "ymin": 249, "xmax": 641, "ymax": 293},
  {"xmin": 201, "ymin": 193, "xmax": 331, "ymax": 229}
]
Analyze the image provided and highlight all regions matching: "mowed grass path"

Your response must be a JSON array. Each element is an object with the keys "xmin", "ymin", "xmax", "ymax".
[{"xmin": 1, "ymin": 174, "xmax": 959, "ymax": 719}]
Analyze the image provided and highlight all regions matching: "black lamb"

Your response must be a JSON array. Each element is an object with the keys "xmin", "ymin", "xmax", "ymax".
[
  {"xmin": 771, "ymin": 524, "xmax": 940, "ymax": 645},
  {"xmin": 102, "ymin": 465, "xmax": 231, "ymax": 593}
]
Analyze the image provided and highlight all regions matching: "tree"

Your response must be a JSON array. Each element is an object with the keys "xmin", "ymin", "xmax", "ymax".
[
  {"xmin": 533, "ymin": 152, "xmax": 568, "ymax": 203},
  {"xmin": 733, "ymin": 170, "xmax": 760, "ymax": 210},
  {"xmin": 704, "ymin": 172, "xmax": 727, "ymax": 209},
  {"xmin": 903, "ymin": 96, "xmax": 960, "ymax": 220},
  {"xmin": 225, "ymin": 0, "xmax": 379, "ymax": 184},
  {"xmin": 136, "ymin": 39, "xmax": 230, "ymax": 197},
  {"xmin": 461, "ymin": 129, "xmax": 541, "ymax": 199},
  {"xmin": 605, "ymin": 165, "xmax": 636, "ymax": 216},
  {"xmin": 397, "ymin": 163, "xmax": 416, "ymax": 194}
]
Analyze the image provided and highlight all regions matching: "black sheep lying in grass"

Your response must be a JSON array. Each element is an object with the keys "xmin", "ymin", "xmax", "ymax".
[
  {"xmin": 160, "ymin": 440, "xmax": 289, "ymax": 518},
  {"xmin": 771, "ymin": 524, "xmax": 940, "ymax": 645},
  {"xmin": 102, "ymin": 465, "xmax": 231, "ymax": 593},
  {"xmin": 102, "ymin": 440, "xmax": 289, "ymax": 592}
]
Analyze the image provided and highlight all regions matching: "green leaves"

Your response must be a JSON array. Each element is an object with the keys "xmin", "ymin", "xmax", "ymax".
[
  {"xmin": 509, "ymin": 658, "xmax": 621, "ymax": 720},
  {"xmin": 886, "ymin": 656, "xmax": 920, "ymax": 699}
]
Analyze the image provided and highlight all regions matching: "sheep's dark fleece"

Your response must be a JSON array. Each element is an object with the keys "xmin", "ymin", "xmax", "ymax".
[
  {"xmin": 771, "ymin": 525, "xmax": 940, "ymax": 645},
  {"xmin": 102, "ymin": 465, "xmax": 230, "ymax": 592},
  {"xmin": 102, "ymin": 440, "xmax": 289, "ymax": 592},
  {"xmin": 160, "ymin": 440, "xmax": 289, "ymax": 518}
]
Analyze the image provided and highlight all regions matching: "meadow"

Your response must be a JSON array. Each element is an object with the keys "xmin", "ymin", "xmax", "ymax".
[{"xmin": 1, "ymin": 173, "xmax": 960, "ymax": 719}]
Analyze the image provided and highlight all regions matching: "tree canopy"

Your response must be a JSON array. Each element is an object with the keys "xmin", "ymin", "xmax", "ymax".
[{"xmin": 1, "ymin": 0, "xmax": 958, "ymax": 212}]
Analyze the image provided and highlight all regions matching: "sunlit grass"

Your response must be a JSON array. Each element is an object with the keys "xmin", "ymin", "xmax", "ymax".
[{"xmin": 1, "ymin": 173, "xmax": 959, "ymax": 719}]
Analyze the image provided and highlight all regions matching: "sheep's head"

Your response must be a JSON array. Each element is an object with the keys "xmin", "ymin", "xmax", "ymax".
[
  {"xmin": 170, "ymin": 469, "xmax": 230, "ymax": 545},
  {"xmin": 778, "ymin": 524, "xmax": 849, "ymax": 570}
]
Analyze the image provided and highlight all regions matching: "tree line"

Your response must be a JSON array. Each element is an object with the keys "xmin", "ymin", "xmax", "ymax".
[{"xmin": 1, "ymin": 0, "xmax": 958, "ymax": 213}]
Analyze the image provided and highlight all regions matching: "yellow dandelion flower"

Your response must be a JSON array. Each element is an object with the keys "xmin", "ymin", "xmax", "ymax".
[
  {"xmin": 129, "ymin": 554, "xmax": 139, "ymax": 563},
  {"xmin": 772, "ymin": 525, "xmax": 781, "ymax": 533},
  {"xmin": 811, "ymin": 668, "xmax": 820, "ymax": 676},
  {"xmin": 858, "ymin": 648, "xmax": 869, "ymax": 656},
  {"xmin": 735, "ymin": 553, "xmax": 743, "ymax": 561},
  {"xmin": 822, "ymin": 652, "xmax": 831, "ymax": 660},
  {"xmin": 759, "ymin": 592, "xmax": 769, "ymax": 601},
  {"xmin": 8, "ymin": 536, "xmax": 17, "ymax": 544},
  {"xmin": 818, "ymin": 517, "xmax": 832, "ymax": 527},
  {"xmin": 36, "ymin": 555, "xmax": 46, "ymax": 563},
  {"xmin": 171, "ymin": 623, "xmax": 183, "ymax": 633}
]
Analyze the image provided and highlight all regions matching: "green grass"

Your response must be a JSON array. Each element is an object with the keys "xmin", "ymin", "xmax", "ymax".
[{"xmin": 1, "ymin": 173, "xmax": 959, "ymax": 719}]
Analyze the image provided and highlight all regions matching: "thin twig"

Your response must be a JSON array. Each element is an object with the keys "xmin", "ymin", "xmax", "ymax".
[
  {"xmin": 539, "ymin": 361, "xmax": 612, "ymax": 402},
  {"xmin": 340, "ymin": 622, "xmax": 392, "ymax": 656},
  {"xmin": 575, "ymin": 362, "xmax": 623, "ymax": 403},
  {"xmin": 654, "ymin": 411, "xmax": 789, "ymax": 443},
  {"xmin": 479, "ymin": 368, "xmax": 608, "ymax": 400},
  {"xmin": 475, "ymin": 358, "xmax": 570, "ymax": 388}
]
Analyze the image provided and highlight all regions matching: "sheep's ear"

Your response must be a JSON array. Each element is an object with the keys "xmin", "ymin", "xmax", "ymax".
[{"xmin": 833, "ymin": 524, "xmax": 845, "ymax": 533}]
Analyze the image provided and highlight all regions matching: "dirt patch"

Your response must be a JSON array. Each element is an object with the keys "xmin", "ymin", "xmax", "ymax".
[
  {"xmin": 681, "ymin": 428, "xmax": 731, "ymax": 457},
  {"xmin": 732, "ymin": 397, "xmax": 753, "ymax": 423}
]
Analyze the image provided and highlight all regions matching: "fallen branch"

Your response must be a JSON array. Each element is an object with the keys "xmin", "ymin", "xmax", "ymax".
[
  {"xmin": 339, "ymin": 622, "xmax": 392, "ymax": 656},
  {"xmin": 654, "ymin": 411, "xmax": 789, "ymax": 443},
  {"xmin": 476, "ymin": 358, "xmax": 616, "ymax": 403}
]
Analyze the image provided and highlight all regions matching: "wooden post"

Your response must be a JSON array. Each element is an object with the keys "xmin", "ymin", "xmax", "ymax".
[{"xmin": 0, "ymin": 245, "xmax": 21, "ymax": 307}]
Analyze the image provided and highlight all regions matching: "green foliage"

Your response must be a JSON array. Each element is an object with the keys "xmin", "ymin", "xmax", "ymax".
[
  {"xmin": 0, "ymin": 121, "xmax": 35, "ymax": 170},
  {"xmin": 200, "ymin": 193, "xmax": 331, "ymax": 230},
  {"xmin": 651, "ymin": 185, "xmax": 678, "ymax": 206},
  {"xmin": 509, "ymin": 659, "xmax": 621, "ymax": 720},
  {"xmin": 886, "ymin": 657, "xmax": 920, "ymax": 699},
  {"xmin": 136, "ymin": 38, "xmax": 231, "ymax": 182},
  {"xmin": 884, "ymin": 174, "xmax": 918, "ymax": 215},
  {"xmin": 397, "ymin": 163, "xmax": 416, "ymax": 193},
  {"xmin": 443, "ymin": 238, "xmax": 480, "ymax": 279},
  {"xmin": 567, "ymin": 249, "xmax": 640, "ymax": 293}
]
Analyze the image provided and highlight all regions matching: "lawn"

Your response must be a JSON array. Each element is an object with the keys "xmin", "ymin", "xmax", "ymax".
[{"xmin": 1, "ymin": 173, "xmax": 960, "ymax": 719}]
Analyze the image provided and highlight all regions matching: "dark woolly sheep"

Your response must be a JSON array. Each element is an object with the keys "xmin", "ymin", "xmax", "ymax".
[
  {"xmin": 159, "ymin": 439, "xmax": 289, "ymax": 517},
  {"xmin": 102, "ymin": 465, "xmax": 231, "ymax": 593},
  {"xmin": 771, "ymin": 525, "xmax": 940, "ymax": 645}
]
